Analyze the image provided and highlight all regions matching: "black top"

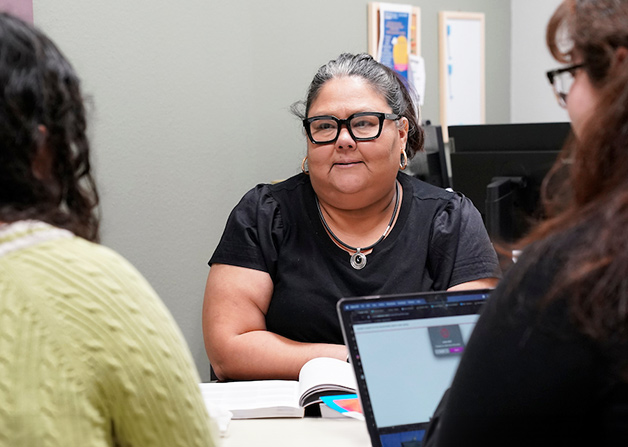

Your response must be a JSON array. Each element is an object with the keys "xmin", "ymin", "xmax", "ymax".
[
  {"xmin": 428, "ymin": 247, "xmax": 628, "ymax": 446},
  {"xmin": 209, "ymin": 172, "xmax": 499, "ymax": 344}
]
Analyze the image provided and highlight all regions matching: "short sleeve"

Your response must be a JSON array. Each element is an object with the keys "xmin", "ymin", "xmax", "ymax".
[
  {"xmin": 428, "ymin": 193, "xmax": 500, "ymax": 289},
  {"xmin": 209, "ymin": 184, "xmax": 285, "ymax": 277}
]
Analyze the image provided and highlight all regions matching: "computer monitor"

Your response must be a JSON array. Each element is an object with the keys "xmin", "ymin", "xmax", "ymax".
[
  {"xmin": 448, "ymin": 122, "xmax": 572, "ymax": 243},
  {"xmin": 406, "ymin": 124, "xmax": 450, "ymax": 189}
]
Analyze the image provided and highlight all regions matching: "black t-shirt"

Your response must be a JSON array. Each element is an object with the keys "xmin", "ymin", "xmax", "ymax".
[{"xmin": 209, "ymin": 172, "xmax": 499, "ymax": 344}]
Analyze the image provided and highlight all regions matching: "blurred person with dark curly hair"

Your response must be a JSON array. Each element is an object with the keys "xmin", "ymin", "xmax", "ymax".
[{"xmin": 0, "ymin": 13, "xmax": 217, "ymax": 447}]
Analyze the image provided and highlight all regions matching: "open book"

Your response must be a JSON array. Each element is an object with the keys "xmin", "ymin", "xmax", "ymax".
[{"xmin": 199, "ymin": 357, "xmax": 357, "ymax": 419}]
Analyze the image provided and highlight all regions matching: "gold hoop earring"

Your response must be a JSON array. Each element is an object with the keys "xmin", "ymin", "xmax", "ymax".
[
  {"xmin": 399, "ymin": 149, "xmax": 408, "ymax": 170},
  {"xmin": 301, "ymin": 156, "xmax": 309, "ymax": 175}
]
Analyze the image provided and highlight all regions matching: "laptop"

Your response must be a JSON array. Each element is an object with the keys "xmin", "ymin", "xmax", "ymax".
[{"xmin": 337, "ymin": 288, "xmax": 492, "ymax": 447}]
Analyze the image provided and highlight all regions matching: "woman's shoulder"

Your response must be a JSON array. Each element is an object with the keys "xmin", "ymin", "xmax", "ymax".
[
  {"xmin": 401, "ymin": 172, "xmax": 455, "ymax": 201},
  {"xmin": 400, "ymin": 174, "xmax": 480, "ymax": 223},
  {"xmin": 230, "ymin": 174, "xmax": 312, "ymax": 224},
  {"xmin": 0, "ymin": 232, "xmax": 174, "ymax": 356},
  {"xmin": 0, "ymin": 222, "xmax": 139, "ymax": 286},
  {"xmin": 239, "ymin": 173, "xmax": 310, "ymax": 204},
  {"xmin": 487, "ymin": 244, "xmax": 564, "ymax": 321},
  {"xmin": 62, "ymin": 236, "xmax": 154, "ymax": 285},
  {"xmin": 264, "ymin": 172, "xmax": 312, "ymax": 198}
]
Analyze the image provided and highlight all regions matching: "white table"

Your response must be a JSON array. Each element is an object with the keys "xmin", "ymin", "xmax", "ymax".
[{"xmin": 221, "ymin": 417, "xmax": 371, "ymax": 447}]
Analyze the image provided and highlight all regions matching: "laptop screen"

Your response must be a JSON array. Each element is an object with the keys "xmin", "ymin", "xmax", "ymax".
[{"xmin": 337, "ymin": 289, "xmax": 491, "ymax": 447}]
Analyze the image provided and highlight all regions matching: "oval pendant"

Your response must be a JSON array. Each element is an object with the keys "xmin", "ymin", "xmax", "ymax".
[{"xmin": 350, "ymin": 251, "xmax": 367, "ymax": 270}]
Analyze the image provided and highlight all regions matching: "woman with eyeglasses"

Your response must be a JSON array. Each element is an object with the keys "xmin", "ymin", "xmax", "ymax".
[
  {"xmin": 0, "ymin": 14, "xmax": 218, "ymax": 446},
  {"xmin": 203, "ymin": 53, "xmax": 499, "ymax": 381},
  {"xmin": 423, "ymin": 1, "xmax": 628, "ymax": 445}
]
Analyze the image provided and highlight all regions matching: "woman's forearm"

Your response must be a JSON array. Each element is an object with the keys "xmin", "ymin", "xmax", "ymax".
[{"xmin": 210, "ymin": 330, "xmax": 347, "ymax": 381}]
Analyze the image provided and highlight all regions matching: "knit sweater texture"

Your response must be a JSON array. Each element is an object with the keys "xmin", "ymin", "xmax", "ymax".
[{"xmin": 0, "ymin": 221, "xmax": 217, "ymax": 447}]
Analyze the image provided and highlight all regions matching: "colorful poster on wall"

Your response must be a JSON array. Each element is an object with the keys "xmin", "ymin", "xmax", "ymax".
[
  {"xmin": 0, "ymin": 0, "xmax": 33, "ymax": 23},
  {"xmin": 376, "ymin": 3, "xmax": 412, "ymax": 81},
  {"xmin": 368, "ymin": 3, "xmax": 424, "ymax": 104}
]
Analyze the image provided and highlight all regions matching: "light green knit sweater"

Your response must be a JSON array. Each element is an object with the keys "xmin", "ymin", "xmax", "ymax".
[{"xmin": 0, "ymin": 221, "xmax": 218, "ymax": 447}]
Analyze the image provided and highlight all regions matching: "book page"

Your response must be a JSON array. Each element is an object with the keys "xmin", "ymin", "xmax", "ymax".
[
  {"xmin": 200, "ymin": 380, "xmax": 303, "ymax": 419},
  {"xmin": 297, "ymin": 357, "xmax": 358, "ymax": 407}
]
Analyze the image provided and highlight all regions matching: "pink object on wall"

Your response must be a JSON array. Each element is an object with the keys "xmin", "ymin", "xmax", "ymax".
[{"xmin": 0, "ymin": 0, "xmax": 33, "ymax": 23}]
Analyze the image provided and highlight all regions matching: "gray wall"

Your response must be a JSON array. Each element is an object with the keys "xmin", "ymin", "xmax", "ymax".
[
  {"xmin": 511, "ymin": 0, "xmax": 568, "ymax": 122},
  {"xmin": 32, "ymin": 0, "xmax": 512, "ymax": 381}
]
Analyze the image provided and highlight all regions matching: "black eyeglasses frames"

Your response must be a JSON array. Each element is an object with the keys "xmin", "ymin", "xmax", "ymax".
[
  {"xmin": 546, "ymin": 63, "xmax": 585, "ymax": 108},
  {"xmin": 303, "ymin": 112, "xmax": 400, "ymax": 144}
]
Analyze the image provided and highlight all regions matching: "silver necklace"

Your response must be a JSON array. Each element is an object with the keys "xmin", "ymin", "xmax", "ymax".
[{"xmin": 315, "ymin": 181, "xmax": 400, "ymax": 270}]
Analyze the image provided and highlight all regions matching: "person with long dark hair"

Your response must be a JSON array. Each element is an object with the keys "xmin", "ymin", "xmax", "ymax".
[
  {"xmin": 424, "ymin": 1, "xmax": 628, "ymax": 445},
  {"xmin": 0, "ymin": 13, "xmax": 217, "ymax": 446}
]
